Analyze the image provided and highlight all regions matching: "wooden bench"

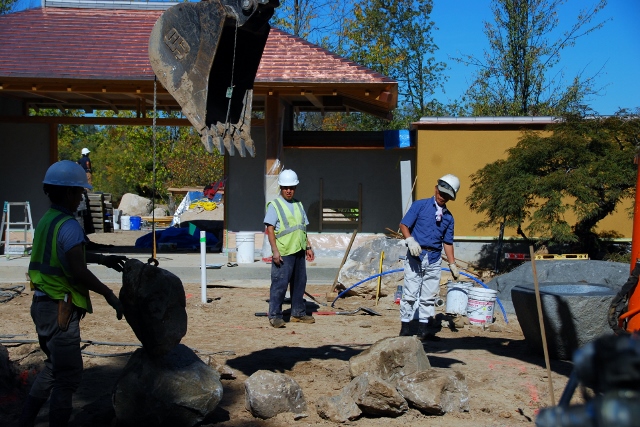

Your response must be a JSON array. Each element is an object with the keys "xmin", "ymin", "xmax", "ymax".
[{"xmin": 319, "ymin": 179, "xmax": 362, "ymax": 232}]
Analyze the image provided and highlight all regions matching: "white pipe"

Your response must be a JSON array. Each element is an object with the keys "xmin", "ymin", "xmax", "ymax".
[{"xmin": 200, "ymin": 230, "xmax": 207, "ymax": 304}]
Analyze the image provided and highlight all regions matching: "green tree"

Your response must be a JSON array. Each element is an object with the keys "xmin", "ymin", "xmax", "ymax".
[
  {"xmin": 457, "ymin": 0, "xmax": 608, "ymax": 116},
  {"xmin": 466, "ymin": 110, "xmax": 640, "ymax": 257},
  {"xmin": 91, "ymin": 112, "xmax": 224, "ymax": 202},
  {"xmin": 337, "ymin": 0, "xmax": 447, "ymax": 123},
  {"xmin": 0, "ymin": 0, "xmax": 18, "ymax": 14}
]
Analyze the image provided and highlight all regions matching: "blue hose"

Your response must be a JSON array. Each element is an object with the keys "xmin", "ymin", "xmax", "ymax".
[{"xmin": 331, "ymin": 266, "xmax": 509, "ymax": 323}]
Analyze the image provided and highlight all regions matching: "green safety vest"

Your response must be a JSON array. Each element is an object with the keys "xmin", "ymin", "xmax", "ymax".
[
  {"xmin": 268, "ymin": 198, "xmax": 307, "ymax": 256},
  {"xmin": 28, "ymin": 208, "xmax": 92, "ymax": 313}
]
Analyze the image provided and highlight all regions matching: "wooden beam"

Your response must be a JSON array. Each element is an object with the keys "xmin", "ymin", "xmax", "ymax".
[
  {"xmin": 265, "ymin": 93, "xmax": 283, "ymax": 174},
  {"xmin": 0, "ymin": 116, "xmax": 192, "ymax": 126}
]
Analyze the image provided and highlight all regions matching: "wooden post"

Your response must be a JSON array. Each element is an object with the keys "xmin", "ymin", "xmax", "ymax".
[{"xmin": 529, "ymin": 246, "xmax": 556, "ymax": 406}]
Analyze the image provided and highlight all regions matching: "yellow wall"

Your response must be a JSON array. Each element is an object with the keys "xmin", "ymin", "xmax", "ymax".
[{"xmin": 415, "ymin": 128, "xmax": 633, "ymax": 240}]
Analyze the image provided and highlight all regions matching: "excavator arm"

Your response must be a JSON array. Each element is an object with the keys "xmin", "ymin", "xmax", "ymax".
[{"xmin": 149, "ymin": 0, "xmax": 279, "ymax": 157}]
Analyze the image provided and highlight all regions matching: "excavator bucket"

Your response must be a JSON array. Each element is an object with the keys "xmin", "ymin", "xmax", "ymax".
[{"xmin": 148, "ymin": 0, "xmax": 278, "ymax": 157}]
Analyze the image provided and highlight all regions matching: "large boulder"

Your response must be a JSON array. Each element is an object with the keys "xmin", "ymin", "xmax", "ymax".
[
  {"xmin": 511, "ymin": 283, "xmax": 617, "ymax": 360},
  {"xmin": 337, "ymin": 237, "xmax": 406, "ymax": 297},
  {"xmin": 488, "ymin": 260, "xmax": 627, "ymax": 305},
  {"xmin": 118, "ymin": 193, "xmax": 152, "ymax": 216},
  {"xmin": 349, "ymin": 336, "xmax": 430, "ymax": 384},
  {"xmin": 113, "ymin": 345, "xmax": 222, "ymax": 427},
  {"xmin": 244, "ymin": 370, "xmax": 307, "ymax": 419},
  {"xmin": 395, "ymin": 368, "xmax": 469, "ymax": 415},
  {"xmin": 120, "ymin": 259, "xmax": 187, "ymax": 357}
]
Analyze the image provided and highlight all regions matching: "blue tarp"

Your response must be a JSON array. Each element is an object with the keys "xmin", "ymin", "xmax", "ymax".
[{"xmin": 135, "ymin": 226, "xmax": 218, "ymax": 250}]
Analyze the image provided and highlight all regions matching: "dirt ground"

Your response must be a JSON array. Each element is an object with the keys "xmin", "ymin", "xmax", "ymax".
[{"xmin": 0, "ymin": 233, "xmax": 580, "ymax": 427}]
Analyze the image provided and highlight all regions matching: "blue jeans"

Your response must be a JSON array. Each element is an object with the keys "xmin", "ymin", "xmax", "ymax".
[
  {"xmin": 269, "ymin": 250, "xmax": 308, "ymax": 319},
  {"xmin": 29, "ymin": 296, "xmax": 83, "ymax": 411}
]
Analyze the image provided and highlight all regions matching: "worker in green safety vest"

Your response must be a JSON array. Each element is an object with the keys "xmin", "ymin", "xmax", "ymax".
[
  {"xmin": 264, "ymin": 169, "xmax": 315, "ymax": 328},
  {"xmin": 19, "ymin": 160, "xmax": 127, "ymax": 427}
]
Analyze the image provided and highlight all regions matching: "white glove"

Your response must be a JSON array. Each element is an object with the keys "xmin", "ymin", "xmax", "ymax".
[
  {"xmin": 405, "ymin": 237, "xmax": 421, "ymax": 257},
  {"xmin": 449, "ymin": 263, "xmax": 460, "ymax": 280}
]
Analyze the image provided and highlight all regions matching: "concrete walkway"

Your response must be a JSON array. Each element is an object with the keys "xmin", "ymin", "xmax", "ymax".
[{"xmin": 0, "ymin": 251, "xmax": 344, "ymax": 287}]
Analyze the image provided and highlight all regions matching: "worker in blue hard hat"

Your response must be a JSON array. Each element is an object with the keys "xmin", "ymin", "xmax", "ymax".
[
  {"xmin": 19, "ymin": 160, "xmax": 127, "ymax": 427},
  {"xmin": 399, "ymin": 174, "xmax": 461, "ymax": 341},
  {"xmin": 263, "ymin": 169, "xmax": 315, "ymax": 328}
]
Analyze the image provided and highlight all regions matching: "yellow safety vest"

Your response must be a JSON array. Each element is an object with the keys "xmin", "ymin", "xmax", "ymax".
[
  {"xmin": 28, "ymin": 208, "xmax": 92, "ymax": 313},
  {"xmin": 269, "ymin": 198, "xmax": 307, "ymax": 256}
]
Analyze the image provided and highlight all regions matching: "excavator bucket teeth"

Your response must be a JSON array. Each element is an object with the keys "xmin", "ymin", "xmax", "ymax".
[{"xmin": 149, "ymin": 0, "xmax": 278, "ymax": 156}]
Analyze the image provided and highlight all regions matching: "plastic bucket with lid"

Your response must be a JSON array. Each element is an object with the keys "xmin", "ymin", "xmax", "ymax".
[
  {"xmin": 466, "ymin": 287, "xmax": 498, "ymax": 325},
  {"xmin": 236, "ymin": 232, "xmax": 255, "ymax": 263},
  {"xmin": 445, "ymin": 281, "xmax": 473, "ymax": 315},
  {"xmin": 129, "ymin": 216, "xmax": 142, "ymax": 231},
  {"xmin": 121, "ymin": 216, "xmax": 131, "ymax": 231}
]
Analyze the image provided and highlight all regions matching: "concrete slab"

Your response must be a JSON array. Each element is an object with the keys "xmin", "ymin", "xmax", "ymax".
[{"xmin": 0, "ymin": 252, "xmax": 343, "ymax": 287}]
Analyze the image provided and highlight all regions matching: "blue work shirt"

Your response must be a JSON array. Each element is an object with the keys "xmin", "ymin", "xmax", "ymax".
[{"xmin": 400, "ymin": 196, "xmax": 454, "ymax": 263}]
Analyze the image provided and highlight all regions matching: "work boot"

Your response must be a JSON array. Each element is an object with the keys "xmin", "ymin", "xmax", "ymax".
[
  {"xmin": 290, "ymin": 315, "xmax": 315, "ymax": 324},
  {"xmin": 418, "ymin": 322, "xmax": 441, "ymax": 342},
  {"xmin": 269, "ymin": 318, "xmax": 285, "ymax": 328},
  {"xmin": 399, "ymin": 322, "xmax": 412, "ymax": 336},
  {"xmin": 18, "ymin": 395, "xmax": 48, "ymax": 427}
]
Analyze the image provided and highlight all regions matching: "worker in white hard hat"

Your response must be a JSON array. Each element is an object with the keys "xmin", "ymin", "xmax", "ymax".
[
  {"xmin": 398, "ymin": 174, "xmax": 461, "ymax": 341},
  {"xmin": 263, "ymin": 169, "xmax": 315, "ymax": 328},
  {"xmin": 19, "ymin": 160, "xmax": 127, "ymax": 426},
  {"xmin": 77, "ymin": 147, "xmax": 92, "ymax": 186}
]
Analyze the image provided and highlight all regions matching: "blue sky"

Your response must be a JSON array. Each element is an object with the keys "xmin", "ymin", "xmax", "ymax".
[
  {"xmin": 430, "ymin": 0, "xmax": 639, "ymax": 115},
  {"xmin": 12, "ymin": 0, "xmax": 639, "ymax": 115}
]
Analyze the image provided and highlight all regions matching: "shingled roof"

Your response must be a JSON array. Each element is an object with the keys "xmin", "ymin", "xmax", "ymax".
[{"xmin": 0, "ymin": 5, "xmax": 397, "ymax": 118}]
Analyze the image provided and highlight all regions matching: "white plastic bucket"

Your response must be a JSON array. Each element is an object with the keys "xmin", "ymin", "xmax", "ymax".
[
  {"xmin": 445, "ymin": 281, "xmax": 473, "ymax": 315},
  {"xmin": 121, "ymin": 216, "xmax": 131, "ymax": 231},
  {"xmin": 466, "ymin": 287, "xmax": 498, "ymax": 325},
  {"xmin": 236, "ymin": 232, "xmax": 256, "ymax": 263}
]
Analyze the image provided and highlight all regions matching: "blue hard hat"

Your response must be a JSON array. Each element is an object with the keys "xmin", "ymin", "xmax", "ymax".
[{"xmin": 43, "ymin": 160, "xmax": 92, "ymax": 189}]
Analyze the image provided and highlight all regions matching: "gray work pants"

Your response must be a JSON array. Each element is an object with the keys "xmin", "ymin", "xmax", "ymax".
[
  {"xmin": 28, "ymin": 296, "xmax": 83, "ymax": 412},
  {"xmin": 268, "ymin": 250, "xmax": 307, "ymax": 319}
]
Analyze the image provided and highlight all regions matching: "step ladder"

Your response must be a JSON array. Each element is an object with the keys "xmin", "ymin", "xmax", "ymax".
[{"xmin": 1, "ymin": 201, "xmax": 34, "ymax": 259}]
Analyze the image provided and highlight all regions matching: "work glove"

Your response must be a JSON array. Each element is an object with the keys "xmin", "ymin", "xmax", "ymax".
[
  {"xmin": 405, "ymin": 237, "xmax": 421, "ymax": 257},
  {"xmin": 100, "ymin": 255, "xmax": 127, "ymax": 272},
  {"xmin": 105, "ymin": 292, "xmax": 124, "ymax": 320},
  {"xmin": 449, "ymin": 263, "xmax": 460, "ymax": 280}
]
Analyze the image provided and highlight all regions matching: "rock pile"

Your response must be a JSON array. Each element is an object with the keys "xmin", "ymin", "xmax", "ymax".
[
  {"xmin": 317, "ymin": 336, "xmax": 469, "ymax": 422},
  {"xmin": 112, "ymin": 259, "xmax": 223, "ymax": 427}
]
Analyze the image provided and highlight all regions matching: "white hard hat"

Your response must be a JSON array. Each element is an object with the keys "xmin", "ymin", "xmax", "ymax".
[
  {"xmin": 278, "ymin": 169, "xmax": 299, "ymax": 186},
  {"xmin": 437, "ymin": 174, "xmax": 460, "ymax": 200},
  {"xmin": 43, "ymin": 160, "xmax": 92, "ymax": 189},
  {"xmin": 81, "ymin": 147, "xmax": 90, "ymax": 155}
]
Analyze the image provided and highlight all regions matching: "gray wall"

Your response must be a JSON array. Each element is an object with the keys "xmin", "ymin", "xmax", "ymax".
[
  {"xmin": 0, "ymin": 97, "xmax": 52, "ymax": 226},
  {"xmin": 226, "ymin": 127, "xmax": 268, "ymax": 232},
  {"xmin": 226, "ymin": 129, "xmax": 416, "ymax": 234}
]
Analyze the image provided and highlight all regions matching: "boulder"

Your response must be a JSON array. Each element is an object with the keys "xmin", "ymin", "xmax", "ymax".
[
  {"xmin": 337, "ymin": 237, "xmax": 406, "ymax": 297},
  {"xmin": 488, "ymin": 260, "xmax": 627, "ymax": 305},
  {"xmin": 396, "ymin": 368, "xmax": 469, "ymax": 415},
  {"xmin": 316, "ymin": 393, "xmax": 362, "ymax": 423},
  {"xmin": 349, "ymin": 336, "xmax": 430, "ymax": 384},
  {"xmin": 118, "ymin": 193, "xmax": 152, "ymax": 216},
  {"xmin": 113, "ymin": 345, "xmax": 222, "ymax": 427},
  {"xmin": 511, "ymin": 283, "xmax": 617, "ymax": 360},
  {"xmin": 244, "ymin": 370, "xmax": 307, "ymax": 419},
  {"xmin": 120, "ymin": 259, "xmax": 187, "ymax": 357},
  {"xmin": 152, "ymin": 206, "xmax": 168, "ymax": 217},
  {"xmin": 343, "ymin": 372, "xmax": 408, "ymax": 417}
]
